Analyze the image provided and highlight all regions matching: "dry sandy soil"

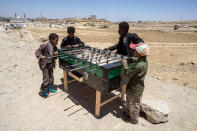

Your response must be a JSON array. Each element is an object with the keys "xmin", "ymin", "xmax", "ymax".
[{"xmin": 0, "ymin": 23, "xmax": 197, "ymax": 131}]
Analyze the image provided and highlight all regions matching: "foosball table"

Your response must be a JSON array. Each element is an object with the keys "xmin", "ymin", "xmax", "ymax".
[{"xmin": 59, "ymin": 46, "xmax": 130, "ymax": 117}]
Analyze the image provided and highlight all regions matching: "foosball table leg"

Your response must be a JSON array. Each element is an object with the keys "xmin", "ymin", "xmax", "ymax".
[
  {"xmin": 95, "ymin": 90, "xmax": 101, "ymax": 118},
  {"xmin": 121, "ymin": 85, "xmax": 126, "ymax": 101},
  {"xmin": 63, "ymin": 70, "xmax": 68, "ymax": 91}
]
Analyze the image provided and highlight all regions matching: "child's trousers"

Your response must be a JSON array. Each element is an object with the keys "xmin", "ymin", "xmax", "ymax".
[
  {"xmin": 41, "ymin": 63, "xmax": 54, "ymax": 89},
  {"xmin": 126, "ymin": 91, "xmax": 142, "ymax": 122}
]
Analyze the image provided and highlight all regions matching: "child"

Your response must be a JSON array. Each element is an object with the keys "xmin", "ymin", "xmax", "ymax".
[
  {"xmin": 35, "ymin": 33, "xmax": 59, "ymax": 98},
  {"xmin": 105, "ymin": 22, "xmax": 144, "ymax": 57},
  {"xmin": 122, "ymin": 43, "xmax": 149, "ymax": 124},
  {"xmin": 61, "ymin": 26, "xmax": 84, "ymax": 48}
]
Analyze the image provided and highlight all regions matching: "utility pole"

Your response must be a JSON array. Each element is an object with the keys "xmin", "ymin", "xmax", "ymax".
[{"xmin": 40, "ymin": 12, "xmax": 42, "ymax": 22}]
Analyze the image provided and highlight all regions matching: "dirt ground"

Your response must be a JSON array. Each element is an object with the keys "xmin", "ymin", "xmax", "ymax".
[{"xmin": 0, "ymin": 23, "xmax": 197, "ymax": 131}]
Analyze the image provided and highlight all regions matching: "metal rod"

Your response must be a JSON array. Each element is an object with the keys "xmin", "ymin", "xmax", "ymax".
[
  {"xmin": 69, "ymin": 65, "xmax": 90, "ymax": 72},
  {"xmin": 90, "ymin": 68, "xmax": 97, "ymax": 72},
  {"xmin": 98, "ymin": 57, "xmax": 122, "ymax": 65},
  {"xmin": 67, "ymin": 52, "xmax": 102, "ymax": 60},
  {"xmin": 65, "ymin": 49, "xmax": 84, "ymax": 53},
  {"xmin": 47, "ymin": 55, "xmax": 67, "ymax": 59},
  {"xmin": 88, "ymin": 54, "xmax": 106, "ymax": 59},
  {"xmin": 70, "ymin": 62, "xmax": 82, "ymax": 67},
  {"xmin": 64, "ymin": 51, "xmax": 83, "ymax": 56}
]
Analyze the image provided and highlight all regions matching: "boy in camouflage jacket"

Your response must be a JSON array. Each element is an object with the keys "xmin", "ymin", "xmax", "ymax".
[{"xmin": 122, "ymin": 43, "xmax": 149, "ymax": 124}]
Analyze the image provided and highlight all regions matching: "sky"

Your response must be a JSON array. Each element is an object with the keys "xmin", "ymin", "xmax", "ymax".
[{"xmin": 0, "ymin": 0, "xmax": 197, "ymax": 22}]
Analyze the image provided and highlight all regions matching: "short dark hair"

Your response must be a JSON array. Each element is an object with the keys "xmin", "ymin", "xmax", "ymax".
[
  {"xmin": 119, "ymin": 22, "xmax": 129, "ymax": 32},
  {"xmin": 67, "ymin": 26, "xmax": 75, "ymax": 33},
  {"xmin": 49, "ymin": 33, "xmax": 59, "ymax": 40}
]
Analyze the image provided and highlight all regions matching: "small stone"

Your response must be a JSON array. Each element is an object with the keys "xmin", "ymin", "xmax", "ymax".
[
  {"xmin": 180, "ymin": 62, "xmax": 184, "ymax": 66},
  {"xmin": 38, "ymin": 37, "xmax": 48, "ymax": 42},
  {"xmin": 183, "ymin": 83, "xmax": 189, "ymax": 87},
  {"xmin": 172, "ymin": 78, "xmax": 178, "ymax": 80},
  {"xmin": 190, "ymin": 62, "xmax": 195, "ymax": 65},
  {"xmin": 13, "ymin": 64, "xmax": 17, "ymax": 67}
]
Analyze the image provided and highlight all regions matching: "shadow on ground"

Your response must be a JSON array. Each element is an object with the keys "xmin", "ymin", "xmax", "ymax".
[{"xmin": 56, "ymin": 77, "xmax": 129, "ymax": 120}]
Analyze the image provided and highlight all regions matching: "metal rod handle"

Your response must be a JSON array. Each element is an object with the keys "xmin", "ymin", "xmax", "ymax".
[
  {"xmin": 90, "ymin": 68, "xmax": 97, "ymax": 72},
  {"xmin": 69, "ymin": 65, "xmax": 90, "ymax": 72},
  {"xmin": 47, "ymin": 55, "xmax": 67, "ymax": 59}
]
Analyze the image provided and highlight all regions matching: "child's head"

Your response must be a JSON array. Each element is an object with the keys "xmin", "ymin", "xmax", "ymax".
[
  {"xmin": 118, "ymin": 22, "xmax": 129, "ymax": 37},
  {"xmin": 129, "ymin": 43, "xmax": 149, "ymax": 58},
  {"xmin": 49, "ymin": 33, "xmax": 59, "ymax": 46},
  {"xmin": 67, "ymin": 26, "xmax": 75, "ymax": 38}
]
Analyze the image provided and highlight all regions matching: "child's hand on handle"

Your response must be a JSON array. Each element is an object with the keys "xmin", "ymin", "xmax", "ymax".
[
  {"xmin": 66, "ymin": 45, "xmax": 72, "ymax": 48},
  {"xmin": 72, "ymin": 44, "xmax": 79, "ymax": 48},
  {"xmin": 122, "ymin": 59, "xmax": 127, "ymax": 63},
  {"xmin": 41, "ymin": 56, "xmax": 46, "ymax": 59},
  {"xmin": 104, "ymin": 48, "xmax": 109, "ymax": 51},
  {"xmin": 53, "ymin": 51, "xmax": 58, "ymax": 56}
]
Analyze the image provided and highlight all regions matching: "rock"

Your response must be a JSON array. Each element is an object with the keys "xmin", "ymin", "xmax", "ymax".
[
  {"xmin": 13, "ymin": 64, "xmax": 17, "ymax": 67},
  {"xmin": 190, "ymin": 62, "xmax": 195, "ymax": 65},
  {"xmin": 99, "ymin": 25, "xmax": 108, "ymax": 29},
  {"xmin": 141, "ymin": 100, "xmax": 170, "ymax": 124},
  {"xmin": 49, "ymin": 24, "xmax": 55, "ymax": 28},
  {"xmin": 183, "ymin": 83, "xmax": 189, "ymax": 87},
  {"xmin": 174, "ymin": 25, "xmax": 179, "ymax": 30},
  {"xmin": 180, "ymin": 62, "xmax": 184, "ymax": 66},
  {"xmin": 38, "ymin": 37, "xmax": 48, "ymax": 42},
  {"xmin": 172, "ymin": 78, "xmax": 178, "ymax": 80}
]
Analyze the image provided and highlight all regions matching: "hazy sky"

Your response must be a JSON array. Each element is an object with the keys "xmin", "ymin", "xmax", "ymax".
[{"xmin": 0, "ymin": 0, "xmax": 197, "ymax": 21}]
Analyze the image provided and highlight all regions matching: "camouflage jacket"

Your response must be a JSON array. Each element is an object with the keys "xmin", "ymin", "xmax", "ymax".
[{"xmin": 122, "ymin": 57, "xmax": 148, "ymax": 96}]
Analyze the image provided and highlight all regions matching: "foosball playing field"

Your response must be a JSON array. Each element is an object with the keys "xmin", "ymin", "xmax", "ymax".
[{"xmin": 58, "ymin": 46, "xmax": 131, "ymax": 117}]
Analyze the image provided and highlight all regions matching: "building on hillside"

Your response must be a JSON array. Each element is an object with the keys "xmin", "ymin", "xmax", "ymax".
[
  {"xmin": 89, "ymin": 15, "xmax": 96, "ymax": 20},
  {"xmin": 0, "ymin": 17, "xmax": 9, "ymax": 22}
]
